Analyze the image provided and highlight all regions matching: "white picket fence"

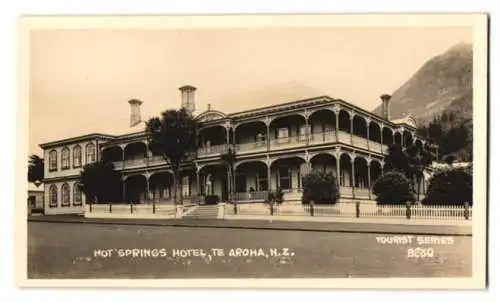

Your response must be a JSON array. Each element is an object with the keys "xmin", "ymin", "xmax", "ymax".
[
  {"xmin": 227, "ymin": 202, "xmax": 472, "ymax": 220},
  {"xmin": 85, "ymin": 203, "xmax": 178, "ymax": 218}
]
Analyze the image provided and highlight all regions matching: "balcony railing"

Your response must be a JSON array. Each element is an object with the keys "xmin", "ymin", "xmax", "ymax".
[
  {"xmin": 112, "ymin": 131, "xmax": 392, "ymax": 170},
  {"xmin": 337, "ymin": 131, "xmax": 351, "ymax": 144},
  {"xmin": 269, "ymin": 135, "xmax": 307, "ymax": 150},
  {"xmin": 123, "ymin": 158, "xmax": 147, "ymax": 168},
  {"xmin": 197, "ymin": 144, "xmax": 228, "ymax": 157},
  {"xmin": 309, "ymin": 130, "xmax": 336, "ymax": 145},
  {"xmin": 235, "ymin": 141, "xmax": 267, "ymax": 153}
]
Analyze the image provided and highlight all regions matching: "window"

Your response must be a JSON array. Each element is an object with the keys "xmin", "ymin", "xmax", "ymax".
[
  {"xmin": 49, "ymin": 150, "xmax": 58, "ymax": 171},
  {"xmin": 73, "ymin": 183, "xmax": 82, "ymax": 205},
  {"xmin": 277, "ymin": 127, "xmax": 289, "ymax": 144},
  {"xmin": 61, "ymin": 183, "xmax": 70, "ymax": 207},
  {"xmin": 49, "ymin": 184, "xmax": 58, "ymax": 207},
  {"xmin": 73, "ymin": 145, "xmax": 82, "ymax": 167},
  {"xmin": 299, "ymin": 125, "xmax": 310, "ymax": 141},
  {"xmin": 278, "ymin": 166, "xmax": 292, "ymax": 190},
  {"xmin": 85, "ymin": 143, "xmax": 96, "ymax": 164},
  {"xmin": 61, "ymin": 148, "xmax": 70, "ymax": 169}
]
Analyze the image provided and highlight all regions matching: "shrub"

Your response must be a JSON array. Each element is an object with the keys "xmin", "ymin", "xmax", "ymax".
[
  {"xmin": 422, "ymin": 168, "xmax": 472, "ymax": 206},
  {"xmin": 301, "ymin": 170, "xmax": 340, "ymax": 205},
  {"xmin": 265, "ymin": 188, "xmax": 284, "ymax": 205},
  {"xmin": 204, "ymin": 195, "xmax": 220, "ymax": 205},
  {"xmin": 372, "ymin": 171, "xmax": 416, "ymax": 205}
]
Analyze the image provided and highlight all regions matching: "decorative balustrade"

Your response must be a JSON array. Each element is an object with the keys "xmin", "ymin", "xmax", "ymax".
[
  {"xmin": 123, "ymin": 158, "xmax": 147, "ymax": 168},
  {"xmin": 337, "ymin": 131, "xmax": 351, "ymax": 144},
  {"xmin": 309, "ymin": 130, "xmax": 336, "ymax": 144},
  {"xmin": 235, "ymin": 141, "xmax": 267, "ymax": 153},
  {"xmin": 197, "ymin": 144, "xmax": 228, "ymax": 157},
  {"xmin": 368, "ymin": 141, "xmax": 382, "ymax": 152},
  {"xmin": 111, "ymin": 130, "xmax": 392, "ymax": 171}
]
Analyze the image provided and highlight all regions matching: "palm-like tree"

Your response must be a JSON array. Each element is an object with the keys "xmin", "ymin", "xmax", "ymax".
[
  {"xmin": 145, "ymin": 108, "xmax": 198, "ymax": 205},
  {"xmin": 220, "ymin": 147, "xmax": 237, "ymax": 202},
  {"xmin": 28, "ymin": 155, "xmax": 44, "ymax": 186}
]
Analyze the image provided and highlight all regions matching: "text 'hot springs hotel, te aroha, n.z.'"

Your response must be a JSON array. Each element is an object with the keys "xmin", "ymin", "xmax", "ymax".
[{"xmin": 39, "ymin": 85, "xmax": 436, "ymax": 215}]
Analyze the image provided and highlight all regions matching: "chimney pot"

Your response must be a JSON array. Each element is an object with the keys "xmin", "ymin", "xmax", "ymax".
[
  {"xmin": 128, "ymin": 99, "xmax": 142, "ymax": 127},
  {"xmin": 179, "ymin": 85, "xmax": 197, "ymax": 115},
  {"xmin": 380, "ymin": 94, "xmax": 391, "ymax": 120}
]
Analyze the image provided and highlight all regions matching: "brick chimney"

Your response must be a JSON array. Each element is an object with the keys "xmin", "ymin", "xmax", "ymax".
[
  {"xmin": 128, "ymin": 99, "xmax": 142, "ymax": 127},
  {"xmin": 380, "ymin": 94, "xmax": 391, "ymax": 120},
  {"xmin": 179, "ymin": 85, "xmax": 197, "ymax": 115}
]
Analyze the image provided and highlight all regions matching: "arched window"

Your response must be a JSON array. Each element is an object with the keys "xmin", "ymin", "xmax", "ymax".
[
  {"xmin": 49, "ymin": 184, "xmax": 58, "ymax": 207},
  {"xmin": 61, "ymin": 147, "xmax": 70, "ymax": 169},
  {"xmin": 61, "ymin": 183, "xmax": 70, "ymax": 207},
  {"xmin": 49, "ymin": 150, "xmax": 58, "ymax": 171},
  {"xmin": 85, "ymin": 143, "xmax": 96, "ymax": 164},
  {"xmin": 73, "ymin": 145, "xmax": 82, "ymax": 168},
  {"xmin": 73, "ymin": 183, "xmax": 82, "ymax": 206}
]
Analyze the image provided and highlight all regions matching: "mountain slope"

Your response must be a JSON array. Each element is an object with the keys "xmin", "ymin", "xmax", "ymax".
[
  {"xmin": 373, "ymin": 42, "xmax": 473, "ymax": 161},
  {"xmin": 373, "ymin": 42, "xmax": 472, "ymax": 125}
]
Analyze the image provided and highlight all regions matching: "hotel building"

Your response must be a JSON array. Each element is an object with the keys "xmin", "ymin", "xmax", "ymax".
[{"xmin": 39, "ymin": 85, "xmax": 434, "ymax": 215}]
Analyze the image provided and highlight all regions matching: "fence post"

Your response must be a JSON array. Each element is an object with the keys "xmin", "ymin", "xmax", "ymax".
[
  {"xmin": 356, "ymin": 201, "xmax": 360, "ymax": 218},
  {"xmin": 153, "ymin": 201, "xmax": 156, "ymax": 214},
  {"xmin": 89, "ymin": 202, "xmax": 93, "ymax": 213},
  {"xmin": 233, "ymin": 203, "xmax": 238, "ymax": 215},
  {"xmin": 130, "ymin": 203, "xmax": 133, "ymax": 214},
  {"xmin": 310, "ymin": 201, "xmax": 314, "ymax": 216},
  {"xmin": 270, "ymin": 202, "xmax": 274, "ymax": 216},
  {"xmin": 109, "ymin": 203, "xmax": 112, "ymax": 213},
  {"xmin": 464, "ymin": 202, "xmax": 470, "ymax": 220},
  {"xmin": 406, "ymin": 202, "xmax": 411, "ymax": 220}
]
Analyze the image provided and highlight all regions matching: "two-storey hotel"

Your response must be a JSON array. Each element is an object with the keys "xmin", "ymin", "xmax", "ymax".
[{"xmin": 40, "ymin": 85, "xmax": 435, "ymax": 215}]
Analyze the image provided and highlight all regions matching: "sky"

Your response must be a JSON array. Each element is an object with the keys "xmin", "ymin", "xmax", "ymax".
[{"xmin": 29, "ymin": 26, "xmax": 472, "ymax": 156}]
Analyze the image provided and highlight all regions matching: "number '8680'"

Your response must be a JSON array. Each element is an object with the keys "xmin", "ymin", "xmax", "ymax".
[{"xmin": 407, "ymin": 247, "xmax": 435, "ymax": 258}]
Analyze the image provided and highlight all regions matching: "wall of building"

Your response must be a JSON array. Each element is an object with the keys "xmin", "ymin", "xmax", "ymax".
[
  {"xmin": 44, "ymin": 138, "xmax": 105, "ymax": 180},
  {"xmin": 44, "ymin": 180, "xmax": 85, "ymax": 215},
  {"xmin": 28, "ymin": 191, "xmax": 44, "ymax": 209}
]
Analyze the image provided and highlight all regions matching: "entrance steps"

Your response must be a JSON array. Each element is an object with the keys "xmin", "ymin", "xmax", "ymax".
[{"xmin": 182, "ymin": 205, "xmax": 219, "ymax": 219}]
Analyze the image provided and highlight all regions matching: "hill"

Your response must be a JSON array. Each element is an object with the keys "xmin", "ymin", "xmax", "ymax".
[{"xmin": 373, "ymin": 42, "xmax": 473, "ymax": 161}]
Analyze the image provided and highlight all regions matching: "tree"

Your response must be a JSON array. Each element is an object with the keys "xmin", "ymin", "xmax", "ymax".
[
  {"xmin": 145, "ymin": 108, "xmax": 198, "ymax": 205},
  {"xmin": 79, "ymin": 160, "xmax": 122, "ymax": 204},
  {"xmin": 28, "ymin": 155, "xmax": 44, "ymax": 186},
  {"xmin": 422, "ymin": 168, "xmax": 472, "ymax": 206},
  {"xmin": 383, "ymin": 144, "xmax": 410, "ymax": 173},
  {"xmin": 301, "ymin": 170, "xmax": 340, "ymax": 205},
  {"xmin": 372, "ymin": 171, "xmax": 416, "ymax": 205},
  {"xmin": 220, "ymin": 147, "xmax": 237, "ymax": 202},
  {"xmin": 384, "ymin": 143, "xmax": 436, "ymax": 200},
  {"xmin": 405, "ymin": 143, "xmax": 436, "ymax": 200}
]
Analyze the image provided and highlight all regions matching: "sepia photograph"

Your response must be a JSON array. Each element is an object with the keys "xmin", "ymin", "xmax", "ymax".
[{"xmin": 16, "ymin": 14, "xmax": 488, "ymax": 288}]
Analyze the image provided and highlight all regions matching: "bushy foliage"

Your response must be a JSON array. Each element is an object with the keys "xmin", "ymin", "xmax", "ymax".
[
  {"xmin": 301, "ymin": 170, "xmax": 340, "ymax": 205},
  {"xmin": 145, "ymin": 107, "xmax": 198, "ymax": 204},
  {"xmin": 204, "ymin": 195, "xmax": 220, "ymax": 205},
  {"xmin": 422, "ymin": 168, "xmax": 472, "ymax": 205},
  {"xmin": 28, "ymin": 155, "xmax": 44, "ymax": 185},
  {"xmin": 79, "ymin": 160, "xmax": 122, "ymax": 203},
  {"xmin": 417, "ymin": 111, "xmax": 471, "ymax": 161},
  {"xmin": 265, "ymin": 188, "xmax": 284, "ymax": 205},
  {"xmin": 372, "ymin": 171, "xmax": 416, "ymax": 205}
]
